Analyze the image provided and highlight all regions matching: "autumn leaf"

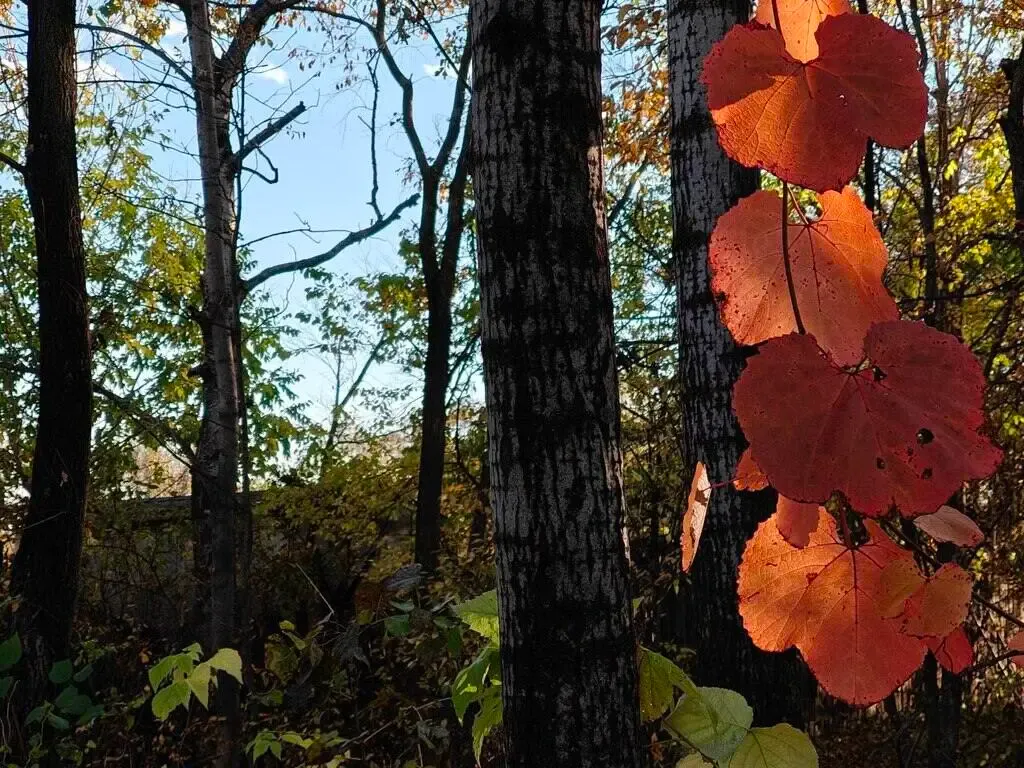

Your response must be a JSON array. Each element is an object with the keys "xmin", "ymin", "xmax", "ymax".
[
  {"xmin": 1008, "ymin": 631, "xmax": 1024, "ymax": 668},
  {"xmin": 734, "ymin": 322, "xmax": 1003, "ymax": 516},
  {"xmin": 913, "ymin": 505, "xmax": 985, "ymax": 547},
  {"xmin": 775, "ymin": 496, "xmax": 821, "ymax": 548},
  {"xmin": 702, "ymin": 14, "xmax": 926, "ymax": 192},
  {"xmin": 754, "ymin": 0, "xmax": 853, "ymax": 61},
  {"xmin": 682, "ymin": 462, "xmax": 712, "ymax": 572},
  {"xmin": 734, "ymin": 448, "xmax": 769, "ymax": 491},
  {"xmin": 894, "ymin": 564, "xmax": 973, "ymax": 639},
  {"xmin": 738, "ymin": 509, "xmax": 926, "ymax": 705},
  {"xmin": 926, "ymin": 628, "xmax": 973, "ymax": 675},
  {"xmin": 710, "ymin": 188, "xmax": 897, "ymax": 364}
]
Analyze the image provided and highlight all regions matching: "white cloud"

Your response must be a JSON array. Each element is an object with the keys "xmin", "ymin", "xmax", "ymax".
[
  {"xmin": 422, "ymin": 63, "xmax": 443, "ymax": 77},
  {"xmin": 76, "ymin": 56, "xmax": 120, "ymax": 82},
  {"xmin": 256, "ymin": 65, "xmax": 289, "ymax": 85},
  {"xmin": 164, "ymin": 18, "xmax": 187, "ymax": 38}
]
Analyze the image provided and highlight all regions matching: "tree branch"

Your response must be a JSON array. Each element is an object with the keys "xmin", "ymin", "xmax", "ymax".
[
  {"xmin": 219, "ymin": 0, "xmax": 304, "ymax": 85},
  {"xmin": 230, "ymin": 101, "xmax": 306, "ymax": 173},
  {"xmin": 77, "ymin": 22, "xmax": 193, "ymax": 84},
  {"xmin": 0, "ymin": 150, "xmax": 25, "ymax": 176},
  {"xmin": 241, "ymin": 193, "xmax": 419, "ymax": 294}
]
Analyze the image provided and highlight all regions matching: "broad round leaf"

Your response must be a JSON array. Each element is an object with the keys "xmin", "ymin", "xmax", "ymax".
[
  {"xmin": 728, "ymin": 723, "xmax": 819, "ymax": 768},
  {"xmin": 754, "ymin": 0, "xmax": 852, "ymax": 61},
  {"xmin": 702, "ymin": 15, "xmax": 926, "ymax": 192},
  {"xmin": 710, "ymin": 188, "xmax": 897, "ymax": 364},
  {"xmin": 667, "ymin": 687, "xmax": 753, "ymax": 762},
  {"xmin": 734, "ymin": 448, "xmax": 769, "ymax": 491},
  {"xmin": 682, "ymin": 462, "xmax": 712, "ymax": 572},
  {"xmin": 913, "ymin": 505, "xmax": 985, "ymax": 547},
  {"xmin": 926, "ymin": 628, "xmax": 973, "ymax": 675},
  {"xmin": 734, "ymin": 323, "xmax": 1003, "ymax": 516},
  {"xmin": 775, "ymin": 496, "xmax": 821, "ymax": 548},
  {"xmin": 897, "ymin": 564, "xmax": 973, "ymax": 639},
  {"xmin": 738, "ymin": 510, "xmax": 926, "ymax": 704},
  {"xmin": 454, "ymin": 591, "xmax": 500, "ymax": 644}
]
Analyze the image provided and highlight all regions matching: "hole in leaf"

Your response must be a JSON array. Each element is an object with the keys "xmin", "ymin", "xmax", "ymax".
[
  {"xmin": 917, "ymin": 428, "xmax": 934, "ymax": 445},
  {"xmin": 922, "ymin": 468, "xmax": 933, "ymax": 480},
  {"xmin": 873, "ymin": 366, "xmax": 887, "ymax": 382},
  {"xmin": 876, "ymin": 457, "xmax": 886, "ymax": 470}
]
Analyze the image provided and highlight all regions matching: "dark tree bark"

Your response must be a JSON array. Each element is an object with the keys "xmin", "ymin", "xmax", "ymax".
[
  {"xmin": 10, "ymin": 0, "xmax": 93, "ymax": 705},
  {"xmin": 470, "ymin": 2, "xmax": 645, "ymax": 766},
  {"xmin": 666, "ymin": 0, "xmax": 813, "ymax": 726},
  {"xmin": 1001, "ymin": 47, "xmax": 1024, "ymax": 232}
]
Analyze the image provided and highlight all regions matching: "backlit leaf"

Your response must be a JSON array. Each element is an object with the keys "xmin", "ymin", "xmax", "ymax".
[
  {"xmin": 1008, "ymin": 631, "xmax": 1024, "ymax": 668},
  {"xmin": 926, "ymin": 628, "xmax": 973, "ymax": 674},
  {"xmin": 682, "ymin": 462, "xmax": 711, "ymax": 572},
  {"xmin": 896, "ymin": 564, "xmax": 973, "ymax": 639},
  {"xmin": 913, "ymin": 505, "xmax": 985, "ymax": 547},
  {"xmin": 454, "ymin": 591, "xmax": 500, "ymax": 644},
  {"xmin": 702, "ymin": 15, "xmax": 926, "ymax": 191},
  {"xmin": 734, "ymin": 449, "xmax": 769, "ymax": 491},
  {"xmin": 775, "ymin": 496, "xmax": 821, "ymax": 548},
  {"xmin": 728, "ymin": 723, "xmax": 818, "ymax": 768},
  {"xmin": 666, "ymin": 687, "xmax": 752, "ymax": 762},
  {"xmin": 754, "ymin": 0, "xmax": 852, "ymax": 61},
  {"xmin": 710, "ymin": 188, "xmax": 897, "ymax": 364},
  {"xmin": 638, "ymin": 648, "xmax": 696, "ymax": 722},
  {"xmin": 734, "ymin": 323, "xmax": 1002, "ymax": 516},
  {"xmin": 738, "ymin": 510, "xmax": 926, "ymax": 704}
]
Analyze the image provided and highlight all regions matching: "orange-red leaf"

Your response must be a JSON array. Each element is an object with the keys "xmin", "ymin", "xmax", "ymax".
[
  {"xmin": 682, "ymin": 462, "xmax": 712, "ymax": 573},
  {"xmin": 710, "ymin": 188, "xmax": 897, "ymax": 364},
  {"xmin": 738, "ymin": 509, "xmax": 926, "ymax": 704},
  {"xmin": 914, "ymin": 505, "xmax": 985, "ymax": 547},
  {"xmin": 927, "ymin": 628, "xmax": 973, "ymax": 675},
  {"xmin": 754, "ymin": 0, "xmax": 853, "ymax": 61},
  {"xmin": 897, "ymin": 564, "xmax": 973, "ymax": 639},
  {"xmin": 878, "ymin": 559, "xmax": 926, "ymax": 619},
  {"xmin": 775, "ymin": 496, "xmax": 821, "ymax": 548},
  {"xmin": 734, "ymin": 448, "xmax": 769, "ymax": 491},
  {"xmin": 1009, "ymin": 631, "xmax": 1024, "ymax": 668},
  {"xmin": 734, "ymin": 322, "xmax": 1003, "ymax": 516},
  {"xmin": 702, "ymin": 14, "xmax": 926, "ymax": 192}
]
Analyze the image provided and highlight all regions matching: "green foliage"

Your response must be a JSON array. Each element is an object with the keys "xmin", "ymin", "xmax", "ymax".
[
  {"xmin": 453, "ymin": 590, "xmax": 499, "ymax": 645},
  {"xmin": 147, "ymin": 645, "xmax": 242, "ymax": 721}
]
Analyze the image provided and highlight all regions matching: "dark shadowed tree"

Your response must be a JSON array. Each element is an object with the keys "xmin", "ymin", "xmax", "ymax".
[
  {"xmin": 9, "ymin": 0, "xmax": 93, "ymax": 707},
  {"xmin": 470, "ymin": 1, "xmax": 645, "ymax": 765},
  {"xmin": 666, "ymin": 0, "xmax": 813, "ymax": 725}
]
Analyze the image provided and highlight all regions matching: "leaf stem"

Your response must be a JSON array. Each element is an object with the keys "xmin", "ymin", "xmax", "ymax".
[
  {"xmin": 771, "ymin": 0, "xmax": 783, "ymax": 33},
  {"xmin": 781, "ymin": 182, "xmax": 806, "ymax": 334}
]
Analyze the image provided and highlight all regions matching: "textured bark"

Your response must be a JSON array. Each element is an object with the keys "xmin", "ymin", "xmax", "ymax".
[
  {"xmin": 667, "ymin": 0, "xmax": 813, "ymax": 725},
  {"xmin": 470, "ymin": 2, "xmax": 645, "ymax": 766},
  {"xmin": 10, "ymin": 0, "xmax": 92, "ymax": 706},
  {"xmin": 1002, "ymin": 47, "xmax": 1024, "ymax": 232}
]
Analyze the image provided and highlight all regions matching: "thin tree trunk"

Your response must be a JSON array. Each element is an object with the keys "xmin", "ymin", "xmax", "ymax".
[
  {"xmin": 471, "ymin": 2, "xmax": 645, "ymax": 766},
  {"xmin": 666, "ymin": 0, "xmax": 813, "ymax": 726},
  {"xmin": 1001, "ymin": 46, "xmax": 1024, "ymax": 232},
  {"xmin": 11, "ymin": 0, "xmax": 92, "ymax": 707}
]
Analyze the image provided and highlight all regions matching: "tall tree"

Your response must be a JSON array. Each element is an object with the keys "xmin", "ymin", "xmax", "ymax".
[
  {"xmin": 471, "ymin": 2, "xmax": 645, "ymax": 765},
  {"xmin": 666, "ymin": 0, "xmax": 811, "ymax": 724},
  {"xmin": 9, "ymin": 0, "xmax": 93, "ymax": 704}
]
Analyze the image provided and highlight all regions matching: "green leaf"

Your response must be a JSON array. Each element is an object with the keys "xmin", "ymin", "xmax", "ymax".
[
  {"xmin": 46, "ymin": 712, "xmax": 71, "ymax": 731},
  {"xmin": 454, "ymin": 590, "xmax": 500, "ymax": 644},
  {"xmin": 151, "ymin": 680, "xmax": 192, "ymax": 720},
  {"xmin": 0, "ymin": 634, "xmax": 21, "ymax": 672},
  {"xmin": 638, "ymin": 648, "xmax": 696, "ymax": 722},
  {"xmin": 73, "ymin": 664, "xmax": 94, "ymax": 683},
  {"xmin": 471, "ymin": 685, "xmax": 503, "ymax": 762},
  {"xmin": 677, "ymin": 755, "xmax": 714, "ymax": 768},
  {"xmin": 76, "ymin": 704, "xmax": 104, "ymax": 726},
  {"xmin": 48, "ymin": 659, "xmax": 73, "ymax": 685},
  {"xmin": 728, "ymin": 724, "xmax": 818, "ymax": 768},
  {"xmin": 206, "ymin": 648, "xmax": 243, "ymax": 683},
  {"xmin": 147, "ymin": 655, "xmax": 177, "ymax": 690},
  {"xmin": 54, "ymin": 685, "xmax": 93, "ymax": 717},
  {"xmin": 666, "ymin": 687, "xmax": 752, "ymax": 763},
  {"xmin": 384, "ymin": 615, "xmax": 411, "ymax": 637},
  {"xmin": 281, "ymin": 731, "xmax": 313, "ymax": 748},
  {"xmin": 452, "ymin": 646, "xmax": 497, "ymax": 723},
  {"xmin": 188, "ymin": 662, "xmax": 212, "ymax": 709}
]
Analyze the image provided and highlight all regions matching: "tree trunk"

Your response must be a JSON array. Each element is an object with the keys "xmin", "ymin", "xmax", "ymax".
[
  {"xmin": 666, "ymin": 0, "xmax": 813, "ymax": 726},
  {"xmin": 414, "ymin": 291, "xmax": 453, "ymax": 572},
  {"xmin": 1001, "ymin": 48, "xmax": 1024, "ymax": 231},
  {"xmin": 470, "ymin": 2, "xmax": 645, "ymax": 766},
  {"xmin": 10, "ymin": 0, "xmax": 92, "ymax": 706}
]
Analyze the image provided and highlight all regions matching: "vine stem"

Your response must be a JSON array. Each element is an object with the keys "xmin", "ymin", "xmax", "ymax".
[{"xmin": 781, "ymin": 182, "xmax": 806, "ymax": 334}]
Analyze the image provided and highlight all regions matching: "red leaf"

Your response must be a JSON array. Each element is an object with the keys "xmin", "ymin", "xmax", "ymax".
[
  {"xmin": 701, "ymin": 14, "xmax": 926, "ymax": 192},
  {"xmin": 682, "ymin": 462, "xmax": 712, "ymax": 573},
  {"xmin": 913, "ymin": 505, "xmax": 985, "ymax": 547},
  {"xmin": 734, "ymin": 448, "xmax": 769, "ymax": 491},
  {"xmin": 775, "ymin": 496, "xmax": 821, "ymax": 548},
  {"xmin": 897, "ymin": 564, "xmax": 973, "ymax": 639},
  {"xmin": 710, "ymin": 188, "xmax": 897, "ymax": 364},
  {"xmin": 734, "ymin": 322, "xmax": 1003, "ymax": 516},
  {"xmin": 754, "ymin": 0, "xmax": 853, "ymax": 61},
  {"xmin": 927, "ymin": 628, "xmax": 973, "ymax": 675},
  {"xmin": 738, "ymin": 509, "xmax": 926, "ymax": 704},
  {"xmin": 878, "ymin": 559, "xmax": 926, "ymax": 619},
  {"xmin": 1008, "ymin": 630, "xmax": 1024, "ymax": 668}
]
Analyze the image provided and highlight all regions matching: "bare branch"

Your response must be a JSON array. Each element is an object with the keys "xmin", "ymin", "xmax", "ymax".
[
  {"xmin": 0, "ymin": 150, "xmax": 25, "ymax": 176},
  {"xmin": 77, "ymin": 22, "xmax": 193, "ymax": 84},
  {"xmin": 219, "ymin": 0, "xmax": 304, "ymax": 85},
  {"xmin": 231, "ymin": 101, "xmax": 306, "ymax": 172},
  {"xmin": 242, "ymin": 193, "xmax": 420, "ymax": 294}
]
